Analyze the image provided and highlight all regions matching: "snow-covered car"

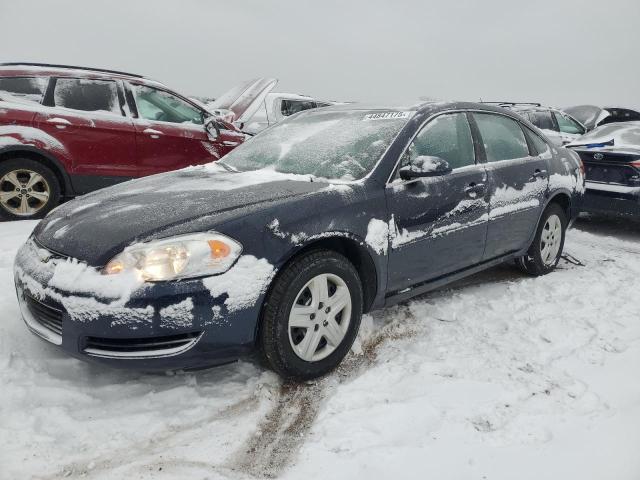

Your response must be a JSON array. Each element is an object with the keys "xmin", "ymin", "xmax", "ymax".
[
  {"xmin": 206, "ymin": 78, "xmax": 334, "ymax": 135},
  {"xmin": 14, "ymin": 102, "xmax": 584, "ymax": 380},
  {"xmin": 564, "ymin": 105, "xmax": 640, "ymax": 131},
  {"xmin": 486, "ymin": 102, "xmax": 587, "ymax": 147},
  {"xmin": 566, "ymin": 121, "xmax": 640, "ymax": 218}
]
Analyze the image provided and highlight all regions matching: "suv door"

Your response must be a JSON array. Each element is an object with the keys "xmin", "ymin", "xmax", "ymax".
[
  {"xmin": 34, "ymin": 77, "xmax": 137, "ymax": 193},
  {"xmin": 128, "ymin": 83, "xmax": 243, "ymax": 176},
  {"xmin": 472, "ymin": 112, "xmax": 549, "ymax": 260},
  {"xmin": 386, "ymin": 112, "xmax": 489, "ymax": 293}
]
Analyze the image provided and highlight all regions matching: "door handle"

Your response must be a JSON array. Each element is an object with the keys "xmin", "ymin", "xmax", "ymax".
[
  {"xmin": 530, "ymin": 169, "xmax": 548, "ymax": 180},
  {"xmin": 143, "ymin": 128, "xmax": 163, "ymax": 139},
  {"xmin": 47, "ymin": 117, "xmax": 72, "ymax": 129},
  {"xmin": 464, "ymin": 182, "xmax": 485, "ymax": 198}
]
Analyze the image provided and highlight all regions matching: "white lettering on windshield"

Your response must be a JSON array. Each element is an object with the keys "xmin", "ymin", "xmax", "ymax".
[{"xmin": 363, "ymin": 111, "xmax": 412, "ymax": 121}]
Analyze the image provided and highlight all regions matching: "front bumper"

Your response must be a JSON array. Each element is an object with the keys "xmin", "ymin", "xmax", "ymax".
[
  {"xmin": 13, "ymin": 240, "xmax": 262, "ymax": 371},
  {"xmin": 582, "ymin": 181, "xmax": 640, "ymax": 218}
]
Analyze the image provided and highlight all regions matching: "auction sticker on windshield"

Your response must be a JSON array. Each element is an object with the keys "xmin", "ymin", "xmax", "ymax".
[{"xmin": 363, "ymin": 111, "xmax": 413, "ymax": 121}]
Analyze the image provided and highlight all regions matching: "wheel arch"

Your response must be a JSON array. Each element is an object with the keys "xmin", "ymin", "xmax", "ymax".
[
  {"xmin": 277, "ymin": 234, "xmax": 379, "ymax": 314},
  {"xmin": 545, "ymin": 190, "xmax": 572, "ymax": 221},
  {"xmin": 0, "ymin": 146, "xmax": 73, "ymax": 197}
]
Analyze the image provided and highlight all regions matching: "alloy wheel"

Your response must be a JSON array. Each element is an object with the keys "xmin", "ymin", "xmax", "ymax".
[
  {"xmin": 540, "ymin": 214, "xmax": 562, "ymax": 266},
  {"xmin": 0, "ymin": 169, "xmax": 51, "ymax": 216},
  {"xmin": 288, "ymin": 273, "xmax": 352, "ymax": 362}
]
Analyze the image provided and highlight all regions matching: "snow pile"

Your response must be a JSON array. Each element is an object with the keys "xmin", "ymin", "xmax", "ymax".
[
  {"xmin": 365, "ymin": 218, "xmax": 389, "ymax": 254},
  {"xmin": 2, "ymin": 220, "xmax": 640, "ymax": 479},
  {"xmin": 203, "ymin": 255, "xmax": 275, "ymax": 312}
]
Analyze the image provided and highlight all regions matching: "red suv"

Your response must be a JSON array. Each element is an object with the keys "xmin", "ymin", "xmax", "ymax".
[{"xmin": 0, "ymin": 63, "xmax": 248, "ymax": 220}]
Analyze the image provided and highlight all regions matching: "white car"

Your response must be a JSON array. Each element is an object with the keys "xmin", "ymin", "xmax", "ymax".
[
  {"xmin": 486, "ymin": 102, "xmax": 587, "ymax": 147},
  {"xmin": 206, "ymin": 78, "xmax": 335, "ymax": 135}
]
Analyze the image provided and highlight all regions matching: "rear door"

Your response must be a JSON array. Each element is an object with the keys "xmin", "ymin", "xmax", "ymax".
[
  {"xmin": 34, "ymin": 77, "xmax": 137, "ymax": 192},
  {"xmin": 386, "ymin": 112, "xmax": 489, "ymax": 293},
  {"xmin": 128, "ymin": 83, "xmax": 242, "ymax": 177},
  {"xmin": 472, "ymin": 112, "xmax": 549, "ymax": 260}
]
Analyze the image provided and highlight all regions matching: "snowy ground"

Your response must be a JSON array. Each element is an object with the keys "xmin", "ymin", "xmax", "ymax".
[{"xmin": 1, "ymin": 218, "xmax": 639, "ymax": 480}]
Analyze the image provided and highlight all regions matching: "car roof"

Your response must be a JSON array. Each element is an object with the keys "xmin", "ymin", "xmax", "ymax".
[
  {"xmin": 316, "ymin": 100, "xmax": 526, "ymax": 119},
  {"xmin": 0, "ymin": 63, "xmax": 167, "ymax": 88}
]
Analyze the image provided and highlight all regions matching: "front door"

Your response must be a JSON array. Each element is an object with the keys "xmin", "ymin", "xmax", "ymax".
[
  {"xmin": 129, "ymin": 84, "xmax": 242, "ymax": 177},
  {"xmin": 386, "ymin": 112, "xmax": 489, "ymax": 294},
  {"xmin": 471, "ymin": 112, "xmax": 549, "ymax": 260}
]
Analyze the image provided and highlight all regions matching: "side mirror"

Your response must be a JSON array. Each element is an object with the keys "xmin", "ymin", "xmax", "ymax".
[
  {"xmin": 204, "ymin": 117, "xmax": 221, "ymax": 140},
  {"xmin": 399, "ymin": 155, "xmax": 452, "ymax": 180}
]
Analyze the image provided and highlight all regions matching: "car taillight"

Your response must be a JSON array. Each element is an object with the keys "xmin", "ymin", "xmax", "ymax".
[
  {"xmin": 631, "ymin": 159, "xmax": 640, "ymax": 169},
  {"xmin": 578, "ymin": 157, "xmax": 586, "ymax": 176}
]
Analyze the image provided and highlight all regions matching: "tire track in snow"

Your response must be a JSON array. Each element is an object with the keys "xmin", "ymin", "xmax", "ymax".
[
  {"xmin": 227, "ymin": 307, "xmax": 422, "ymax": 478},
  {"xmin": 43, "ymin": 392, "xmax": 262, "ymax": 479}
]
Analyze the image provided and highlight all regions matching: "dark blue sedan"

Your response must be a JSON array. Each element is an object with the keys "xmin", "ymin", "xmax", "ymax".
[{"xmin": 14, "ymin": 102, "xmax": 584, "ymax": 380}]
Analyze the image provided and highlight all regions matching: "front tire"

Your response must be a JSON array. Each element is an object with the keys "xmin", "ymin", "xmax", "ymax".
[
  {"xmin": 516, "ymin": 203, "xmax": 567, "ymax": 276},
  {"xmin": 0, "ymin": 159, "xmax": 61, "ymax": 220},
  {"xmin": 259, "ymin": 249, "xmax": 363, "ymax": 381}
]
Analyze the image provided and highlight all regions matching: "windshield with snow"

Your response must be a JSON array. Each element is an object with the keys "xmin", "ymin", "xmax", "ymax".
[{"xmin": 220, "ymin": 109, "xmax": 412, "ymax": 180}]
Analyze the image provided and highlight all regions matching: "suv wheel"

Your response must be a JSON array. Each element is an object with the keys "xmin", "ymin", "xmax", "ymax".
[
  {"xmin": 0, "ymin": 159, "xmax": 61, "ymax": 220},
  {"xmin": 516, "ymin": 203, "xmax": 567, "ymax": 276},
  {"xmin": 259, "ymin": 250, "xmax": 363, "ymax": 381}
]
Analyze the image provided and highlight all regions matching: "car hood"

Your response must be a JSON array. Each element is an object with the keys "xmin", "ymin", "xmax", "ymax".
[
  {"xmin": 563, "ymin": 105, "xmax": 610, "ymax": 130},
  {"xmin": 208, "ymin": 78, "xmax": 278, "ymax": 125},
  {"xmin": 33, "ymin": 165, "xmax": 326, "ymax": 266}
]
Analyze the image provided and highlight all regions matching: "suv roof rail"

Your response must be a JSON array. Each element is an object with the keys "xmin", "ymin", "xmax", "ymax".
[
  {"xmin": 0, "ymin": 62, "xmax": 145, "ymax": 78},
  {"xmin": 482, "ymin": 101, "xmax": 542, "ymax": 107}
]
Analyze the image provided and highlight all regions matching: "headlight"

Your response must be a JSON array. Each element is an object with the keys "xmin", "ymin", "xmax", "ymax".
[{"xmin": 103, "ymin": 232, "xmax": 242, "ymax": 281}]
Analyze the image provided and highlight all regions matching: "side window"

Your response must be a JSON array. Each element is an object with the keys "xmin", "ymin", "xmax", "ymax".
[
  {"xmin": 554, "ymin": 112, "xmax": 585, "ymax": 135},
  {"xmin": 527, "ymin": 111, "xmax": 556, "ymax": 131},
  {"xmin": 474, "ymin": 113, "xmax": 530, "ymax": 162},
  {"xmin": 53, "ymin": 78, "xmax": 121, "ymax": 114},
  {"xmin": 523, "ymin": 126, "xmax": 551, "ymax": 156},
  {"xmin": 0, "ymin": 77, "xmax": 48, "ymax": 102},
  {"xmin": 401, "ymin": 113, "xmax": 475, "ymax": 172},
  {"xmin": 281, "ymin": 99, "xmax": 317, "ymax": 117},
  {"xmin": 133, "ymin": 85, "xmax": 204, "ymax": 124}
]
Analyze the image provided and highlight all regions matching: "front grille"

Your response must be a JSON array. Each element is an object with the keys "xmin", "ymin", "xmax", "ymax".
[
  {"xmin": 83, "ymin": 332, "xmax": 202, "ymax": 359},
  {"xmin": 24, "ymin": 294, "xmax": 63, "ymax": 336}
]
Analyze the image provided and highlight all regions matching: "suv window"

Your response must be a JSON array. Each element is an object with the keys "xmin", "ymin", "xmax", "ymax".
[
  {"xmin": 133, "ymin": 85, "xmax": 204, "ymax": 124},
  {"xmin": 474, "ymin": 113, "xmax": 530, "ymax": 162},
  {"xmin": 0, "ymin": 77, "xmax": 48, "ymax": 103},
  {"xmin": 554, "ymin": 112, "xmax": 585, "ymax": 135},
  {"xmin": 523, "ymin": 126, "xmax": 550, "ymax": 155},
  {"xmin": 281, "ymin": 99, "xmax": 317, "ymax": 117},
  {"xmin": 53, "ymin": 78, "xmax": 121, "ymax": 114},
  {"xmin": 401, "ymin": 112, "xmax": 475, "ymax": 172},
  {"xmin": 527, "ymin": 111, "xmax": 556, "ymax": 131}
]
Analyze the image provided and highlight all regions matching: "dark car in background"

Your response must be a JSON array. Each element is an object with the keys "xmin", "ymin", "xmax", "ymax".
[
  {"xmin": 486, "ymin": 102, "xmax": 587, "ymax": 146},
  {"xmin": 14, "ymin": 102, "xmax": 584, "ymax": 380},
  {"xmin": 567, "ymin": 122, "xmax": 640, "ymax": 218},
  {"xmin": 0, "ymin": 63, "xmax": 246, "ymax": 220}
]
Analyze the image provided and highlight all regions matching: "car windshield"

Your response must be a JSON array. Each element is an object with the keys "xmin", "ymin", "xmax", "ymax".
[{"xmin": 220, "ymin": 109, "xmax": 412, "ymax": 180}]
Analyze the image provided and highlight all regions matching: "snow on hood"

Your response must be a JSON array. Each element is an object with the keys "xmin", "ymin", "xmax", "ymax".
[
  {"xmin": 566, "ymin": 121, "xmax": 640, "ymax": 151},
  {"xmin": 32, "ymin": 164, "xmax": 334, "ymax": 266}
]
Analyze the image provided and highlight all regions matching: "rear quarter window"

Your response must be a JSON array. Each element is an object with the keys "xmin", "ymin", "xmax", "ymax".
[
  {"xmin": 53, "ymin": 78, "xmax": 121, "ymax": 115},
  {"xmin": 0, "ymin": 76, "xmax": 48, "ymax": 103}
]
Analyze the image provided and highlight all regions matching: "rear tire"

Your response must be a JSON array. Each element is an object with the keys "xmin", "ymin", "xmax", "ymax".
[
  {"xmin": 259, "ymin": 249, "xmax": 363, "ymax": 381},
  {"xmin": 0, "ymin": 159, "xmax": 61, "ymax": 220},
  {"xmin": 516, "ymin": 203, "xmax": 567, "ymax": 276}
]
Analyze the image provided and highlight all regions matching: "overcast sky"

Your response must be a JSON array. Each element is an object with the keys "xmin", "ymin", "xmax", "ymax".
[{"xmin": 2, "ymin": 0, "xmax": 638, "ymax": 108}]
